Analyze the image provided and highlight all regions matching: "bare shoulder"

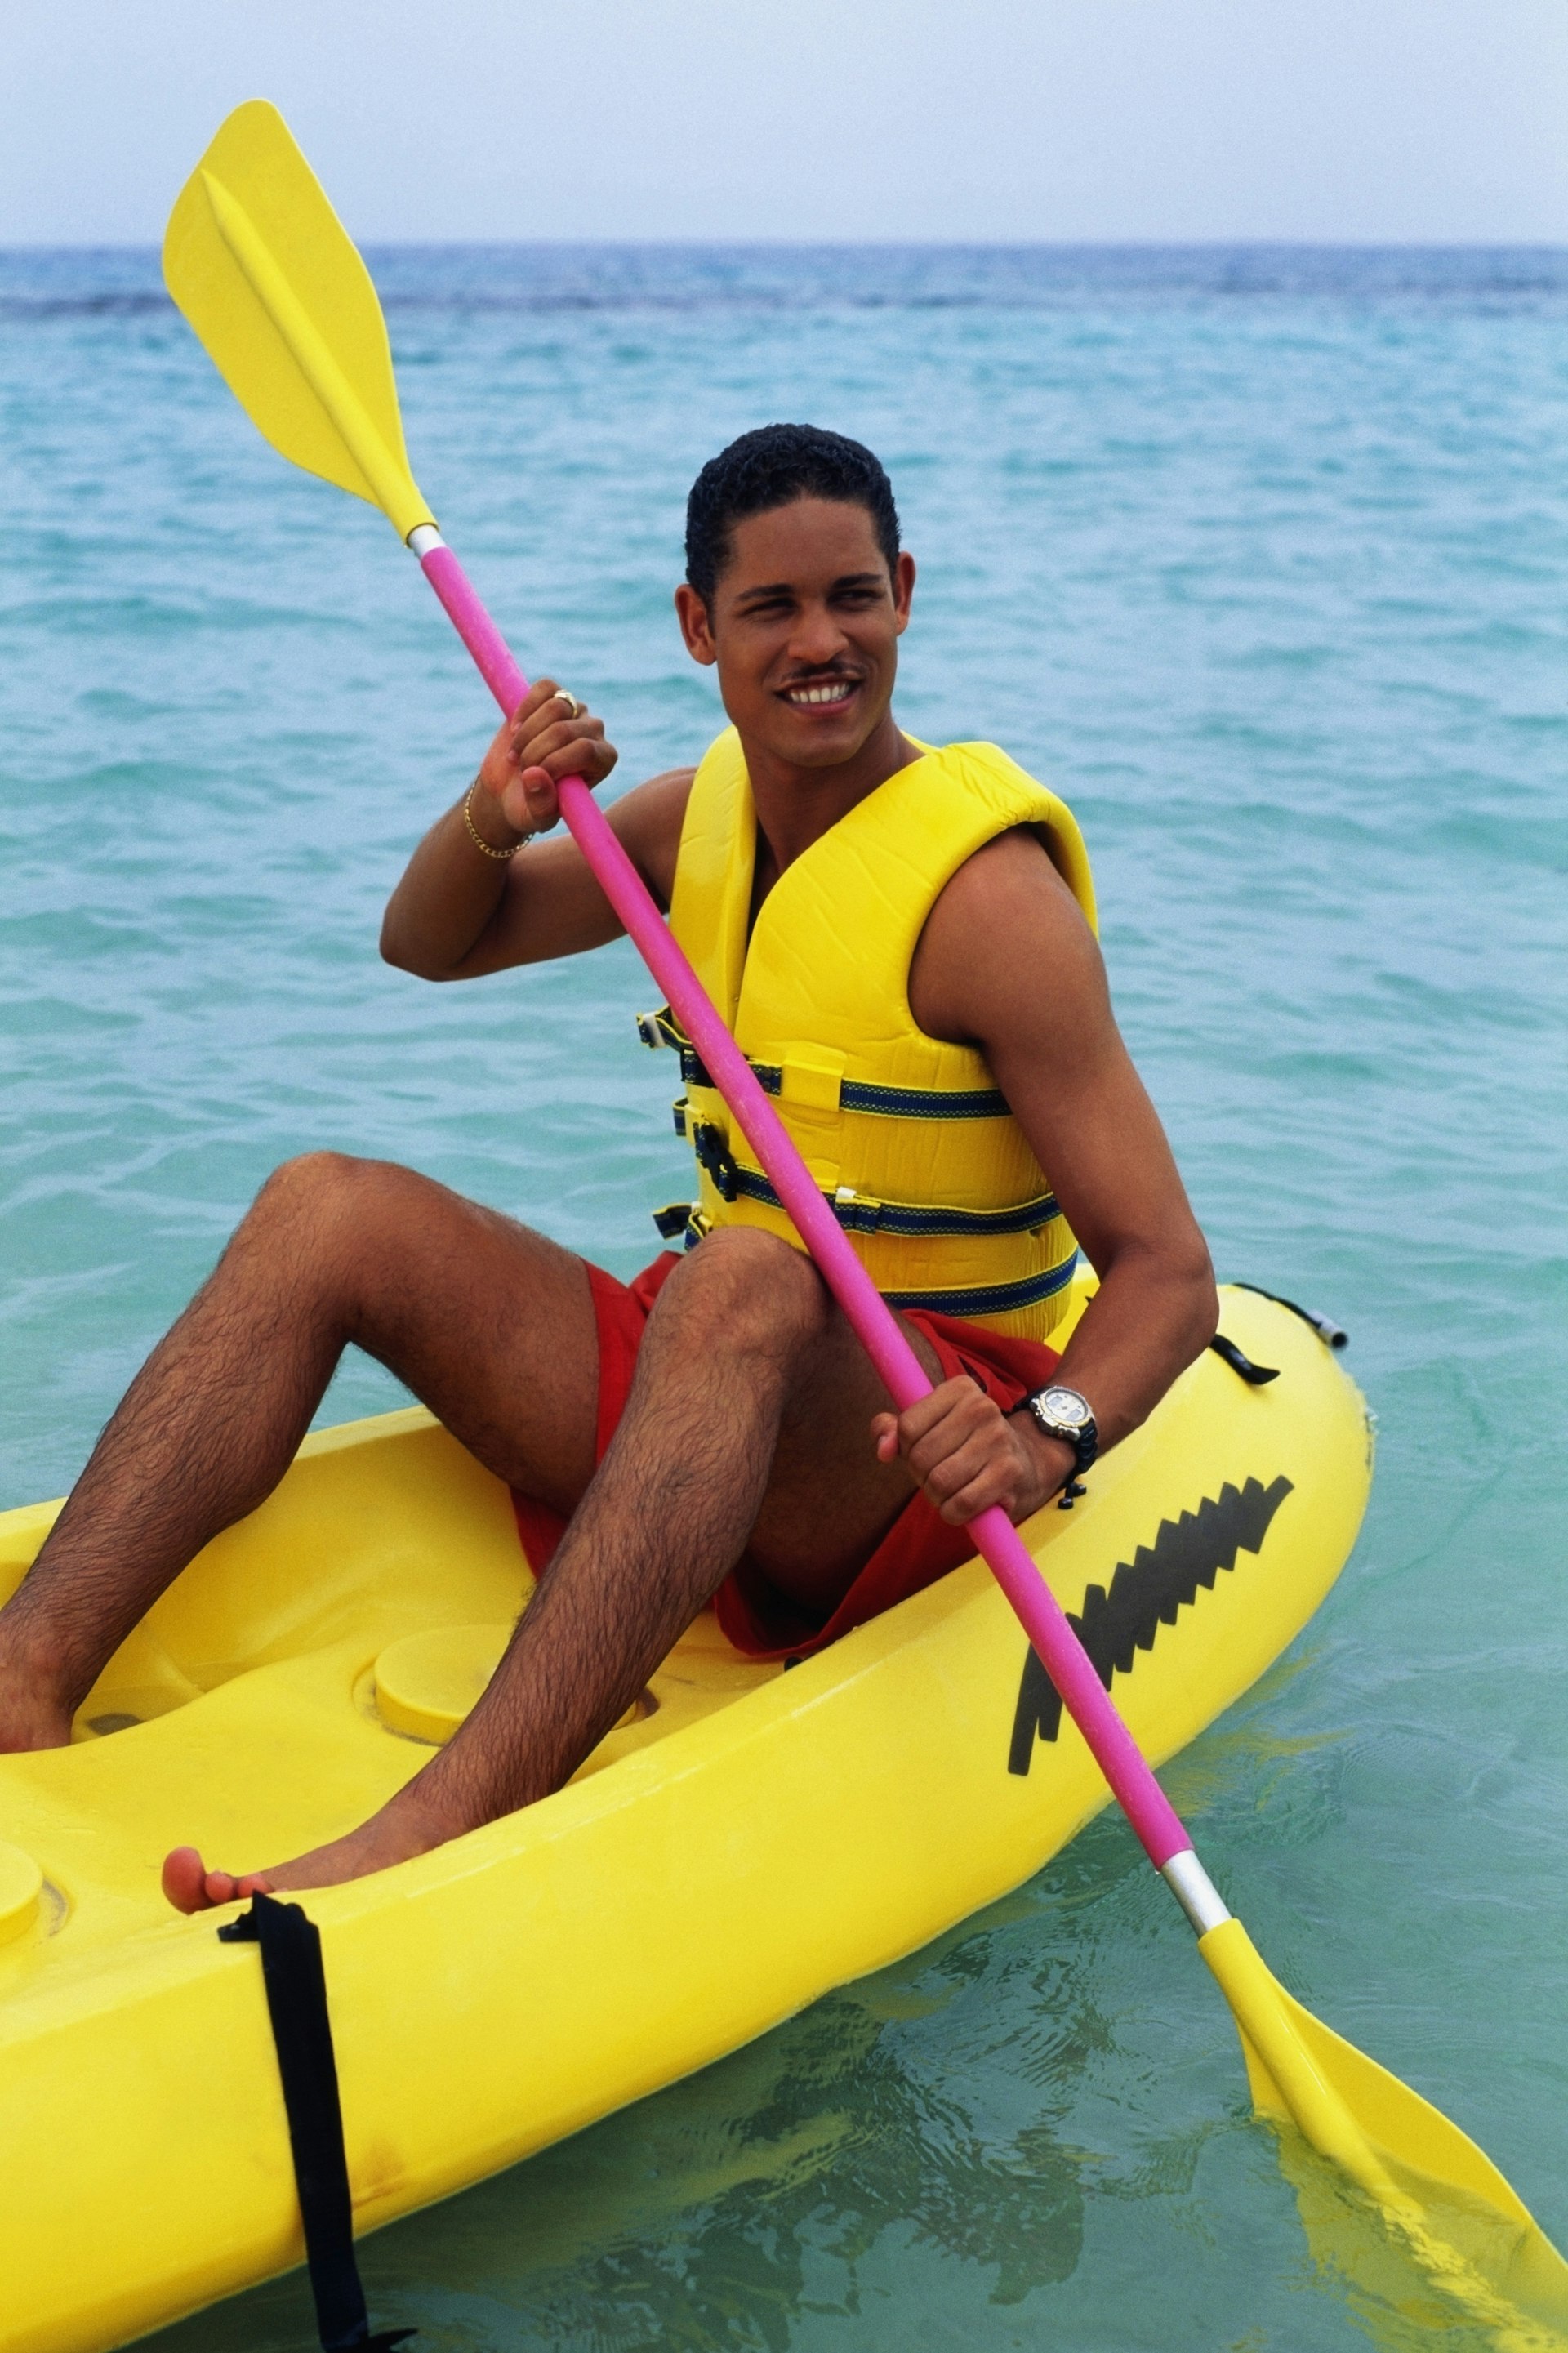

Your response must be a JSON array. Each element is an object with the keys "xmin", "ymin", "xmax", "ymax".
[
  {"xmin": 607, "ymin": 764, "xmax": 697, "ymax": 911},
  {"xmin": 930, "ymin": 825, "xmax": 1089, "ymax": 932},
  {"xmin": 911, "ymin": 827, "xmax": 1102, "ymax": 1046}
]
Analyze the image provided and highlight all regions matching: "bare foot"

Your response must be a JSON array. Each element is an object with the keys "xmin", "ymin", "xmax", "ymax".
[
  {"xmin": 161, "ymin": 1846, "xmax": 271, "ymax": 1913},
  {"xmin": 162, "ymin": 1786, "xmax": 463, "ymax": 1914}
]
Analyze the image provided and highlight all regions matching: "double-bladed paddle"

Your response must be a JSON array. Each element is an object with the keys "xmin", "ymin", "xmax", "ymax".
[{"xmin": 163, "ymin": 99, "xmax": 1568, "ymax": 2339}]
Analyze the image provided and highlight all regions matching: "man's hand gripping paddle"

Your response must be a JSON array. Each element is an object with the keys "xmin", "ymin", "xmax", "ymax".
[{"xmin": 165, "ymin": 100, "xmax": 1568, "ymax": 2340}]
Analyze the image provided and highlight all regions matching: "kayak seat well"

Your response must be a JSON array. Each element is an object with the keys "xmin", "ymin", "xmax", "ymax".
[{"xmin": 0, "ymin": 1407, "xmax": 781, "ymax": 1980}]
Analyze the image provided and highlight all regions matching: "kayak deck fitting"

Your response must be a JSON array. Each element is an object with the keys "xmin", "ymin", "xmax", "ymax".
[{"xmin": 0, "ymin": 1279, "xmax": 1370, "ymax": 2353}]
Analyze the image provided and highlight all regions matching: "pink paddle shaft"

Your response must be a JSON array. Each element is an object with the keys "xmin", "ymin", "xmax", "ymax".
[{"xmin": 420, "ymin": 538, "xmax": 1192, "ymax": 1873}]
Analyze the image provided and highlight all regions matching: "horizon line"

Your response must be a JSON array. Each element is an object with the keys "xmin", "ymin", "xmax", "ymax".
[{"xmin": 4, "ymin": 234, "xmax": 1567, "ymax": 256}]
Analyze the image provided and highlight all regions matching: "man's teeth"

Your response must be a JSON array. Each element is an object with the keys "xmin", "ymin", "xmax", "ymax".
[{"xmin": 786, "ymin": 681, "xmax": 854, "ymax": 705}]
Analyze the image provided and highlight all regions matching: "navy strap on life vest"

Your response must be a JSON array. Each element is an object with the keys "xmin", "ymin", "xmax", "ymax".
[
  {"xmin": 684, "ymin": 1117, "xmax": 1059, "ymax": 1239},
  {"xmin": 880, "ymin": 1256, "xmax": 1080, "ymax": 1319},
  {"xmin": 639, "ymin": 1006, "xmax": 1009, "ymax": 1121},
  {"xmin": 219, "ymin": 1894, "xmax": 413, "ymax": 2352}
]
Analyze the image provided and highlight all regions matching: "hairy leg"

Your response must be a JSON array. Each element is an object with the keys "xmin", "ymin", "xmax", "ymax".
[
  {"xmin": 167, "ymin": 1228, "xmax": 945, "ymax": 1910},
  {"xmin": 1, "ymin": 1152, "xmax": 599, "ymax": 1751}
]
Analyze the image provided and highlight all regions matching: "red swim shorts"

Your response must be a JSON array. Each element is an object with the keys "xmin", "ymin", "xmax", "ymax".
[{"xmin": 510, "ymin": 1250, "xmax": 1061, "ymax": 1663}]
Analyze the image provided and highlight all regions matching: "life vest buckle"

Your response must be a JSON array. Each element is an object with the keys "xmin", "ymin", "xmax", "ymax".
[
  {"xmin": 692, "ymin": 1120, "xmax": 741, "ymax": 1203},
  {"xmin": 636, "ymin": 1005, "xmax": 684, "ymax": 1053}
]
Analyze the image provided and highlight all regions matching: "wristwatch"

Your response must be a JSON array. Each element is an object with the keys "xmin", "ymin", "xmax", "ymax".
[{"xmin": 1018, "ymin": 1383, "xmax": 1098, "ymax": 1482}]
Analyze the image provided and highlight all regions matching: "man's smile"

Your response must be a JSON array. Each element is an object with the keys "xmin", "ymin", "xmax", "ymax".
[{"xmin": 780, "ymin": 675, "xmax": 860, "ymax": 709}]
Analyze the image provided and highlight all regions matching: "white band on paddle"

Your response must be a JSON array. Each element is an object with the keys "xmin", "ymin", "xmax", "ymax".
[
  {"xmin": 1161, "ymin": 1849, "xmax": 1232, "ymax": 1936},
  {"xmin": 407, "ymin": 524, "xmax": 444, "ymax": 556}
]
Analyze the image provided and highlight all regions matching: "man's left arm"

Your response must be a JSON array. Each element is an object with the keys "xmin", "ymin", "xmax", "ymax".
[{"xmin": 878, "ymin": 829, "xmax": 1219, "ymax": 1524}]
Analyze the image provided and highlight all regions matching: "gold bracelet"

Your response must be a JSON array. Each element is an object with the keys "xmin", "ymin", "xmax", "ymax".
[{"xmin": 463, "ymin": 778, "xmax": 532, "ymax": 862}]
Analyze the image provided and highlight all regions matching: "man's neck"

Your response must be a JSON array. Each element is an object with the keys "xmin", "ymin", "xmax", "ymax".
[{"xmin": 741, "ymin": 709, "xmax": 919, "ymax": 880}]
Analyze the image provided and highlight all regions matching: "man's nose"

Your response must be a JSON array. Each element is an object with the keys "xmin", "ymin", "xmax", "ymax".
[{"xmin": 786, "ymin": 600, "xmax": 849, "ymax": 667}]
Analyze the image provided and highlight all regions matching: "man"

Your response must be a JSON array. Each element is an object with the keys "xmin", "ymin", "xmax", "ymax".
[{"xmin": 0, "ymin": 425, "xmax": 1217, "ymax": 1908}]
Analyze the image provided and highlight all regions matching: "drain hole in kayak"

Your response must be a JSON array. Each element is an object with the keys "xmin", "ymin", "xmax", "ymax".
[
  {"xmin": 372, "ymin": 1624, "xmax": 656, "ymax": 1745},
  {"xmin": 86, "ymin": 1713, "xmax": 141, "ymax": 1736}
]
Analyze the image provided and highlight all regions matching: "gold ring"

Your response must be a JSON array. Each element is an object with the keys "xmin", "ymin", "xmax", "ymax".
[{"xmin": 555, "ymin": 690, "xmax": 585, "ymax": 720}]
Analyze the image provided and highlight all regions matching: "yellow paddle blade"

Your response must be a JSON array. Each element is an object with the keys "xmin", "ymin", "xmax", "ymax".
[
  {"xmin": 1203, "ymin": 1918, "xmax": 1568, "ymax": 2344},
  {"xmin": 163, "ymin": 100, "xmax": 434, "ymax": 541}
]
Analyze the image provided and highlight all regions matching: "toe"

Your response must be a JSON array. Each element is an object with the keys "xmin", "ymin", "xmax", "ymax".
[{"xmin": 162, "ymin": 1846, "xmax": 213, "ymax": 1914}]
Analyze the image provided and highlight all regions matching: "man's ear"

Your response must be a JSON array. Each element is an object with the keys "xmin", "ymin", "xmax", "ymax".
[
  {"xmin": 675, "ymin": 582, "xmax": 717, "ymax": 666},
  {"xmin": 892, "ymin": 550, "xmax": 916, "ymax": 634}
]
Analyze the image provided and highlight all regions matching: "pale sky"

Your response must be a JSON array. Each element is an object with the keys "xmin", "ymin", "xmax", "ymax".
[{"xmin": 4, "ymin": 0, "xmax": 1566, "ymax": 247}]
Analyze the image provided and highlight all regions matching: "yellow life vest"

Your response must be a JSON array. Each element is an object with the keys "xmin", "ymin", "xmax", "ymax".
[{"xmin": 639, "ymin": 728, "xmax": 1098, "ymax": 1340}]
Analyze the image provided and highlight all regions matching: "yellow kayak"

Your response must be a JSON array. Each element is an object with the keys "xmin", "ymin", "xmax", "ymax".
[{"xmin": 0, "ymin": 1278, "xmax": 1370, "ymax": 2353}]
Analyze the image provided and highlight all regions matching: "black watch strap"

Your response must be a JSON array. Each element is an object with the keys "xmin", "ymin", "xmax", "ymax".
[{"xmin": 1018, "ymin": 1385, "xmax": 1099, "ymax": 1480}]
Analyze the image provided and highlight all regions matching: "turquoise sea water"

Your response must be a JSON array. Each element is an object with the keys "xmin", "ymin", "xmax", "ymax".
[{"xmin": 2, "ymin": 243, "xmax": 1566, "ymax": 2351}]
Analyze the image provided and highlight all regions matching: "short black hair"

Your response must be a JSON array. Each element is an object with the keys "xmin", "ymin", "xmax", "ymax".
[{"xmin": 684, "ymin": 423, "xmax": 901, "ymax": 607}]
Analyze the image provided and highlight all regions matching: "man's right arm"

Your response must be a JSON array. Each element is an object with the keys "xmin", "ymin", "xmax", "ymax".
[{"xmin": 380, "ymin": 679, "xmax": 693, "ymax": 981}]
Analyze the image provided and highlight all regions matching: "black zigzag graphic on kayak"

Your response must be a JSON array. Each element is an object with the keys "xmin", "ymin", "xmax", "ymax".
[{"xmin": 1007, "ymin": 1474, "xmax": 1294, "ymax": 1776}]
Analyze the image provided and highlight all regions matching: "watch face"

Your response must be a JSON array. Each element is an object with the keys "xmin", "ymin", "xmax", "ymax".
[{"xmin": 1040, "ymin": 1386, "xmax": 1091, "ymax": 1430}]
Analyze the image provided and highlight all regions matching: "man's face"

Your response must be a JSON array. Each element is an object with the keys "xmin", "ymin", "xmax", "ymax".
[{"xmin": 675, "ymin": 497, "xmax": 915, "ymax": 771}]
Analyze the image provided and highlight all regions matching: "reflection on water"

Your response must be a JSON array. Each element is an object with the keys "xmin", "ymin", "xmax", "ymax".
[
  {"xmin": 1276, "ymin": 2125, "xmax": 1568, "ymax": 2353},
  {"xmin": 149, "ymin": 1874, "xmax": 1103, "ymax": 2351},
  {"xmin": 142, "ymin": 1820, "xmax": 1330, "ymax": 2351}
]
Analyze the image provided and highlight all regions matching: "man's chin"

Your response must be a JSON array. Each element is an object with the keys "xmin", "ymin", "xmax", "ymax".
[{"xmin": 758, "ymin": 700, "xmax": 884, "ymax": 771}]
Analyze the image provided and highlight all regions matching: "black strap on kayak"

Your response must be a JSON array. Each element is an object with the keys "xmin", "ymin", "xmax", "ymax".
[
  {"xmin": 219, "ymin": 1893, "xmax": 414, "ymax": 2352},
  {"xmin": 1208, "ymin": 1333, "xmax": 1280, "ymax": 1386},
  {"xmin": 1229, "ymin": 1281, "xmax": 1348, "ymax": 1348}
]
